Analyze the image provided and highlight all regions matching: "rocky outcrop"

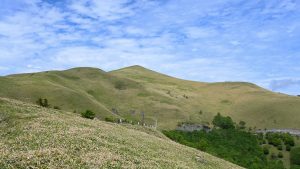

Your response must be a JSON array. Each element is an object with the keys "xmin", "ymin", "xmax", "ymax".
[
  {"xmin": 176, "ymin": 123, "xmax": 211, "ymax": 132},
  {"xmin": 256, "ymin": 129, "xmax": 300, "ymax": 136}
]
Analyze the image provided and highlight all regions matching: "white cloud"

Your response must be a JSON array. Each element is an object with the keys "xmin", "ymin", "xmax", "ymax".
[
  {"xmin": 184, "ymin": 27, "xmax": 217, "ymax": 39},
  {"xmin": 270, "ymin": 79, "xmax": 300, "ymax": 90},
  {"xmin": 49, "ymin": 45, "xmax": 176, "ymax": 71},
  {"xmin": 0, "ymin": 0, "xmax": 300, "ymax": 95},
  {"xmin": 124, "ymin": 27, "xmax": 147, "ymax": 36},
  {"xmin": 69, "ymin": 0, "xmax": 135, "ymax": 21}
]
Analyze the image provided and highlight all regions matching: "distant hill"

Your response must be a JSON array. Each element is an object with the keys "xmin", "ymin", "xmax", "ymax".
[
  {"xmin": 0, "ymin": 97, "xmax": 242, "ymax": 168},
  {"xmin": 0, "ymin": 65, "xmax": 300, "ymax": 129}
]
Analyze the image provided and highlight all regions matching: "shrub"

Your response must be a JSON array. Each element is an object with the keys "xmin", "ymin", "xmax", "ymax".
[
  {"xmin": 266, "ymin": 160, "xmax": 285, "ymax": 169},
  {"xmin": 53, "ymin": 106, "xmax": 61, "ymax": 110},
  {"xmin": 271, "ymin": 152, "xmax": 277, "ymax": 160},
  {"xmin": 81, "ymin": 110, "xmax": 95, "ymax": 119},
  {"xmin": 197, "ymin": 139, "xmax": 209, "ymax": 151},
  {"xmin": 278, "ymin": 152, "xmax": 283, "ymax": 158},
  {"xmin": 263, "ymin": 146, "xmax": 269, "ymax": 155},
  {"xmin": 114, "ymin": 81, "xmax": 126, "ymax": 90},
  {"xmin": 277, "ymin": 145, "xmax": 283, "ymax": 150},
  {"xmin": 266, "ymin": 133, "xmax": 282, "ymax": 147},
  {"xmin": 212, "ymin": 113, "xmax": 235, "ymax": 129},
  {"xmin": 291, "ymin": 147, "xmax": 300, "ymax": 165},
  {"xmin": 270, "ymin": 138, "xmax": 282, "ymax": 146},
  {"xmin": 105, "ymin": 117, "xmax": 116, "ymax": 123},
  {"xmin": 163, "ymin": 128, "xmax": 285, "ymax": 169},
  {"xmin": 238, "ymin": 121, "xmax": 246, "ymax": 129},
  {"xmin": 36, "ymin": 98, "xmax": 50, "ymax": 107},
  {"xmin": 291, "ymin": 165, "xmax": 300, "ymax": 169},
  {"xmin": 282, "ymin": 133, "xmax": 295, "ymax": 146},
  {"xmin": 286, "ymin": 144, "xmax": 291, "ymax": 151}
]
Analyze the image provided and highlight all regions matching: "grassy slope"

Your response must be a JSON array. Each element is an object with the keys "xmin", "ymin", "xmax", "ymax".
[
  {"xmin": 1, "ymin": 65, "xmax": 300, "ymax": 129},
  {"xmin": 0, "ymin": 97, "xmax": 241, "ymax": 169},
  {"xmin": 0, "ymin": 67, "xmax": 144, "ymax": 119},
  {"xmin": 110, "ymin": 65, "xmax": 300, "ymax": 129}
]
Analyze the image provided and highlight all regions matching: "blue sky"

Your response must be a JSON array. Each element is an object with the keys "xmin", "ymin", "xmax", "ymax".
[{"xmin": 0, "ymin": 0, "xmax": 300, "ymax": 95}]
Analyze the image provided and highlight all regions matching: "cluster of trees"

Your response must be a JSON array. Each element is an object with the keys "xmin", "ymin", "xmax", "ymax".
[
  {"xmin": 212, "ymin": 113, "xmax": 235, "ymax": 129},
  {"xmin": 291, "ymin": 147, "xmax": 300, "ymax": 168},
  {"xmin": 163, "ymin": 113, "xmax": 286, "ymax": 169},
  {"xmin": 36, "ymin": 98, "xmax": 60, "ymax": 110},
  {"xmin": 36, "ymin": 98, "xmax": 49, "ymax": 107},
  {"xmin": 266, "ymin": 132, "xmax": 295, "ymax": 148},
  {"xmin": 211, "ymin": 113, "xmax": 246, "ymax": 130},
  {"xmin": 258, "ymin": 131, "xmax": 298, "ymax": 165}
]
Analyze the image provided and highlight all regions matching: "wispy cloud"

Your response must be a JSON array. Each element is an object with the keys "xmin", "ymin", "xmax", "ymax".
[
  {"xmin": 0, "ymin": 0, "xmax": 300, "ymax": 95},
  {"xmin": 270, "ymin": 79, "xmax": 300, "ymax": 90}
]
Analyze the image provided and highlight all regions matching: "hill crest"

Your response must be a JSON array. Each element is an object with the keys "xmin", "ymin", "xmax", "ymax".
[{"xmin": 0, "ymin": 65, "xmax": 300, "ymax": 130}]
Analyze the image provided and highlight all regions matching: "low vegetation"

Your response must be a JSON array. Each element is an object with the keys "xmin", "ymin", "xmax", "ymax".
[
  {"xmin": 36, "ymin": 98, "xmax": 49, "ymax": 107},
  {"xmin": 212, "ymin": 113, "xmax": 235, "ymax": 129},
  {"xmin": 291, "ymin": 147, "xmax": 300, "ymax": 166},
  {"xmin": 163, "ymin": 114, "xmax": 288, "ymax": 169},
  {"xmin": 81, "ymin": 110, "xmax": 96, "ymax": 119},
  {"xmin": 256, "ymin": 131, "xmax": 300, "ymax": 168}
]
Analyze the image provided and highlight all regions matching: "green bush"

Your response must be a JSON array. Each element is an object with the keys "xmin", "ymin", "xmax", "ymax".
[
  {"xmin": 266, "ymin": 133, "xmax": 295, "ymax": 148},
  {"xmin": 277, "ymin": 145, "xmax": 283, "ymax": 150},
  {"xmin": 197, "ymin": 139, "xmax": 209, "ymax": 151},
  {"xmin": 282, "ymin": 133, "xmax": 295, "ymax": 146},
  {"xmin": 212, "ymin": 113, "xmax": 235, "ymax": 129},
  {"xmin": 263, "ymin": 146, "xmax": 269, "ymax": 155},
  {"xmin": 278, "ymin": 152, "xmax": 283, "ymax": 158},
  {"xmin": 238, "ymin": 121, "xmax": 246, "ymax": 129},
  {"xmin": 105, "ymin": 117, "xmax": 116, "ymax": 123},
  {"xmin": 81, "ymin": 110, "xmax": 96, "ymax": 119},
  {"xmin": 36, "ymin": 98, "xmax": 50, "ymax": 107},
  {"xmin": 163, "ymin": 114, "xmax": 286, "ymax": 169},
  {"xmin": 266, "ymin": 133, "xmax": 282, "ymax": 147},
  {"xmin": 267, "ymin": 160, "xmax": 284, "ymax": 169},
  {"xmin": 163, "ymin": 129, "xmax": 284, "ymax": 169},
  {"xmin": 286, "ymin": 144, "xmax": 291, "ymax": 151},
  {"xmin": 114, "ymin": 80, "xmax": 126, "ymax": 90},
  {"xmin": 271, "ymin": 152, "xmax": 277, "ymax": 160},
  {"xmin": 291, "ymin": 147, "xmax": 300, "ymax": 165},
  {"xmin": 53, "ymin": 106, "xmax": 61, "ymax": 110},
  {"xmin": 291, "ymin": 165, "xmax": 300, "ymax": 169}
]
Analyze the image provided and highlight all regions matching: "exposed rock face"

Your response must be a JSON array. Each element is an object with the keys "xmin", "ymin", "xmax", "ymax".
[
  {"xmin": 256, "ymin": 129, "xmax": 300, "ymax": 136},
  {"xmin": 176, "ymin": 123, "xmax": 211, "ymax": 132}
]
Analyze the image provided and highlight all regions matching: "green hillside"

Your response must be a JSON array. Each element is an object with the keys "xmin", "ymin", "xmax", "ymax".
[
  {"xmin": 0, "ymin": 65, "xmax": 300, "ymax": 129},
  {"xmin": 0, "ymin": 97, "xmax": 242, "ymax": 168}
]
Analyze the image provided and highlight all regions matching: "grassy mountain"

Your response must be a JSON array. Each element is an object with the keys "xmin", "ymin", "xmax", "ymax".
[
  {"xmin": 0, "ymin": 97, "xmax": 242, "ymax": 168},
  {"xmin": 0, "ymin": 65, "xmax": 300, "ymax": 129}
]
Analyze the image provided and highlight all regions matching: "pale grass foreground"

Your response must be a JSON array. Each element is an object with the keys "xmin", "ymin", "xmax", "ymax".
[{"xmin": 0, "ymin": 98, "xmax": 243, "ymax": 169}]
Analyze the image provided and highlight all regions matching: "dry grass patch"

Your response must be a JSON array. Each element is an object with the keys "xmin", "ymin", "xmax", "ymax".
[{"xmin": 0, "ymin": 97, "xmax": 242, "ymax": 169}]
